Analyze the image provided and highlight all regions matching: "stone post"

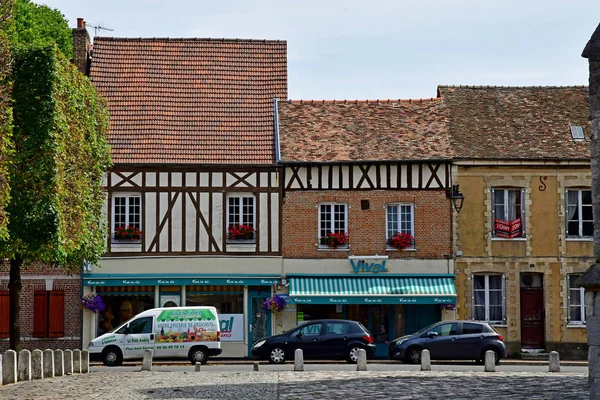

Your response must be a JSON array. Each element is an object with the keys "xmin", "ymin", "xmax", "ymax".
[
  {"xmin": 73, "ymin": 350, "xmax": 81, "ymax": 374},
  {"xmin": 421, "ymin": 349, "xmax": 431, "ymax": 371},
  {"xmin": 294, "ymin": 349, "xmax": 304, "ymax": 372},
  {"xmin": 253, "ymin": 362, "xmax": 259, "ymax": 372},
  {"xmin": 194, "ymin": 362, "xmax": 201, "ymax": 372},
  {"xmin": 31, "ymin": 349, "xmax": 43, "ymax": 380},
  {"xmin": 43, "ymin": 349, "xmax": 55, "ymax": 378},
  {"xmin": 64, "ymin": 349, "xmax": 73, "ymax": 375},
  {"xmin": 17, "ymin": 349, "xmax": 31, "ymax": 382},
  {"xmin": 549, "ymin": 351, "xmax": 560, "ymax": 373},
  {"xmin": 484, "ymin": 350, "xmax": 495, "ymax": 372},
  {"xmin": 356, "ymin": 349, "xmax": 367, "ymax": 371},
  {"xmin": 2, "ymin": 349, "xmax": 17, "ymax": 384},
  {"xmin": 141, "ymin": 349, "xmax": 153, "ymax": 371},
  {"xmin": 81, "ymin": 350, "xmax": 89, "ymax": 374},
  {"xmin": 54, "ymin": 349, "xmax": 64, "ymax": 377},
  {"xmin": 581, "ymin": 23, "xmax": 600, "ymax": 399}
]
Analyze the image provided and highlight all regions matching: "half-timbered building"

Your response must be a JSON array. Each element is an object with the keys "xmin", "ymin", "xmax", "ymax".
[
  {"xmin": 274, "ymin": 99, "xmax": 457, "ymax": 357},
  {"xmin": 80, "ymin": 34, "xmax": 287, "ymax": 357}
]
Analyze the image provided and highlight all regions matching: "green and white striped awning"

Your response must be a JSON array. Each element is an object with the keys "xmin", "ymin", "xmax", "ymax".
[{"xmin": 289, "ymin": 277, "xmax": 456, "ymax": 305}]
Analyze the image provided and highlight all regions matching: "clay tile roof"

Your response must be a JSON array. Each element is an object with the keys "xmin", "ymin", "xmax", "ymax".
[
  {"xmin": 277, "ymin": 99, "xmax": 452, "ymax": 162},
  {"xmin": 438, "ymin": 85, "xmax": 590, "ymax": 160},
  {"xmin": 90, "ymin": 37, "xmax": 287, "ymax": 165}
]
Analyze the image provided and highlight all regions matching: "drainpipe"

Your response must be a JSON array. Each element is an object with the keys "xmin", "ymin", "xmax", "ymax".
[{"xmin": 273, "ymin": 98, "xmax": 281, "ymax": 164}]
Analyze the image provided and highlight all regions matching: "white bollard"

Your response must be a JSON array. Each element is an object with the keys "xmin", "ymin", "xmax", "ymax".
[
  {"xmin": 43, "ymin": 349, "xmax": 55, "ymax": 378},
  {"xmin": 64, "ymin": 349, "xmax": 73, "ymax": 375},
  {"xmin": 17, "ymin": 349, "xmax": 31, "ymax": 382},
  {"xmin": 31, "ymin": 349, "xmax": 43, "ymax": 380},
  {"xmin": 2, "ymin": 349, "xmax": 17, "ymax": 384},
  {"xmin": 141, "ymin": 349, "xmax": 153, "ymax": 371},
  {"xmin": 549, "ymin": 351, "xmax": 560, "ymax": 373},
  {"xmin": 356, "ymin": 349, "xmax": 367, "ymax": 371},
  {"xmin": 294, "ymin": 349, "xmax": 304, "ymax": 371},
  {"xmin": 195, "ymin": 362, "xmax": 201, "ymax": 372},
  {"xmin": 72, "ymin": 350, "xmax": 81, "ymax": 374},
  {"xmin": 420, "ymin": 349, "xmax": 431, "ymax": 371},
  {"xmin": 484, "ymin": 350, "xmax": 496, "ymax": 372},
  {"xmin": 81, "ymin": 350, "xmax": 89, "ymax": 374},
  {"xmin": 54, "ymin": 350, "xmax": 64, "ymax": 377}
]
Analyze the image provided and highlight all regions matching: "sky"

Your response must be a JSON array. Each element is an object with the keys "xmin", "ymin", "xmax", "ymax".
[{"xmin": 39, "ymin": 0, "xmax": 600, "ymax": 100}]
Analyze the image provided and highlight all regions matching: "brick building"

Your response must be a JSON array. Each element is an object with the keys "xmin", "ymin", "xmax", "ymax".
[{"xmin": 273, "ymin": 99, "xmax": 457, "ymax": 358}]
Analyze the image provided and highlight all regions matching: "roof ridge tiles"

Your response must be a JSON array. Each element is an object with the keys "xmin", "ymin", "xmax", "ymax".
[
  {"xmin": 287, "ymin": 98, "xmax": 440, "ymax": 104},
  {"xmin": 94, "ymin": 36, "xmax": 286, "ymax": 43},
  {"xmin": 438, "ymin": 84, "xmax": 587, "ymax": 90}
]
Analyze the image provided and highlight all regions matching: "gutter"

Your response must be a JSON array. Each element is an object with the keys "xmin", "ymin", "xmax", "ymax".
[{"xmin": 273, "ymin": 98, "xmax": 281, "ymax": 163}]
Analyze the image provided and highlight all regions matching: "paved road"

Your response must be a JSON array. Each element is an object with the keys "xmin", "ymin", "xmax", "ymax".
[{"xmin": 0, "ymin": 370, "xmax": 589, "ymax": 399}]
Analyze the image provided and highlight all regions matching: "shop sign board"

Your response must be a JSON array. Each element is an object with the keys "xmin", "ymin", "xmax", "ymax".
[
  {"xmin": 290, "ymin": 296, "xmax": 456, "ymax": 305},
  {"xmin": 83, "ymin": 277, "xmax": 280, "ymax": 287},
  {"xmin": 219, "ymin": 314, "xmax": 244, "ymax": 342},
  {"xmin": 349, "ymin": 256, "xmax": 389, "ymax": 274}
]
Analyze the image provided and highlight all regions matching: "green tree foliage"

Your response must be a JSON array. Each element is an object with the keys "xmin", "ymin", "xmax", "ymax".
[{"xmin": 13, "ymin": 0, "xmax": 72, "ymax": 58}]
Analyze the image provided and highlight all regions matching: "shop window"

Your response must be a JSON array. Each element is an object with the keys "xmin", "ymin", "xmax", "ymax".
[
  {"xmin": 0, "ymin": 291, "xmax": 8, "ymax": 338},
  {"xmin": 566, "ymin": 189, "xmax": 593, "ymax": 238},
  {"xmin": 33, "ymin": 290, "xmax": 64, "ymax": 338},
  {"xmin": 112, "ymin": 194, "xmax": 142, "ymax": 242},
  {"xmin": 568, "ymin": 274, "xmax": 586, "ymax": 325},
  {"xmin": 318, "ymin": 203, "xmax": 348, "ymax": 249},
  {"xmin": 227, "ymin": 195, "xmax": 256, "ymax": 242},
  {"xmin": 186, "ymin": 293, "xmax": 243, "ymax": 314},
  {"xmin": 472, "ymin": 274, "xmax": 505, "ymax": 324},
  {"xmin": 386, "ymin": 203, "xmax": 414, "ymax": 248},
  {"xmin": 326, "ymin": 322, "xmax": 350, "ymax": 335},
  {"xmin": 96, "ymin": 291, "xmax": 155, "ymax": 336},
  {"xmin": 492, "ymin": 188, "xmax": 525, "ymax": 238}
]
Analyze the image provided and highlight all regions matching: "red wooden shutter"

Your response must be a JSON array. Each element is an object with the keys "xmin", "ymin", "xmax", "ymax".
[
  {"xmin": 0, "ymin": 291, "xmax": 9, "ymax": 338},
  {"xmin": 33, "ymin": 290, "xmax": 48, "ymax": 338},
  {"xmin": 48, "ymin": 290, "xmax": 64, "ymax": 338}
]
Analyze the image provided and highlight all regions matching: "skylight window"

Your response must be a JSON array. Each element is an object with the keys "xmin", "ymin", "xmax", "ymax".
[{"xmin": 570, "ymin": 126, "xmax": 585, "ymax": 142}]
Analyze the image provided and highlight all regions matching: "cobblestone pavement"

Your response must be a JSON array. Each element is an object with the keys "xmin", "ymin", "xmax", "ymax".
[{"xmin": 0, "ymin": 370, "xmax": 588, "ymax": 399}]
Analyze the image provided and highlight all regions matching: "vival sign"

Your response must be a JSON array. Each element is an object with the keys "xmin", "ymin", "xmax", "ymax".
[
  {"xmin": 349, "ymin": 255, "xmax": 389, "ymax": 274},
  {"xmin": 219, "ymin": 314, "xmax": 244, "ymax": 341}
]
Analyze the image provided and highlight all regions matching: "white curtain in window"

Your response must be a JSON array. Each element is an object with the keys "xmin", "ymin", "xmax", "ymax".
[
  {"xmin": 567, "ymin": 191, "xmax": 578, "ymax": 221},
  {"xmin": 508, "ymin": 190, "xmax": 519, "ymax": 221}
]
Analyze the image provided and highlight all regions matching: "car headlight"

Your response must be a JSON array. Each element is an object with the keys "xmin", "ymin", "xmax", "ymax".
[
  {"xmin": 88, "ymin": 342, "xmax": 94, "ymax": 348},
  {"xmin": 253, "ymin": 340, "xmax": 266, "ymax": 348}
]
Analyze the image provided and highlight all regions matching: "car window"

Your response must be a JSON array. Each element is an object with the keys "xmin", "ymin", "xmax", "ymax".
[
  {"xmin": 129, "ymin": 317, "xmax": 153, "ymax": 334},
  {"xmin": 429, "ymin": 322, "xmax": 458, "ymax": 336},
  {"xmin": 326, "ymin": 322, "xmax": 350, "ymax": 335},
  {"xmin": 462, "ymin": 323, "xmax": 484, "ymax": 334},
  {"xmin": 298, "ymin": 323, "xmax": 322, "ymax": 337}
]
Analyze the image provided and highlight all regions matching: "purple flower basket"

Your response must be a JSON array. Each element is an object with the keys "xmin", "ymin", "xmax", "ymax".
[
  {"xmin": 82, "ymin": 293, "xmax": 106, "ymax": 313},
  {"xmin": 263, "ymin": 296, "xmax": 286, "ymax": 313}
]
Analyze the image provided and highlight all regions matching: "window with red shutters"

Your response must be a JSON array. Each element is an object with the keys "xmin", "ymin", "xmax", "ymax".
[
  {"xmin": 0, "ymin": 291, "xmax": 9, "ymax": 338},
  {"xmin": 33, "ymin": 290, "xmax": 48, "ymax": 338}
]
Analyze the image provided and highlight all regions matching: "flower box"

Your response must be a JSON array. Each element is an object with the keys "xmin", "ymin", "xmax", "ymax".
[
  {"xmin": 387, "ymin": 232, "xmax": 414, "ymax": 250},
  {"xmin": 227, "ymin": 224, "xmax": 255, "ymax": 241},
  {"xmin": 113, "ymin": 225, "xmax": 142, "ymax": 241},
  {"xmin": 320, "ymin": 232, "xmax": 349, "ymax": 249}
]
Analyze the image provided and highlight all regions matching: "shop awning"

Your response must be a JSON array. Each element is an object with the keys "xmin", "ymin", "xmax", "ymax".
[{"xmin": 289, "ymin": 276, "xmax": 456, "ymax": 305}]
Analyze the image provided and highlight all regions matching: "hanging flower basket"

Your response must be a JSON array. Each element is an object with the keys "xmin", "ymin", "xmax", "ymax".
[
  {"xmin": 81, "ymin": 293, "xmax": 106, "ymax": 313},
  {"xmin": 387, "ymin": 232, "xmax": 414, "ymax": 250},
  {"xmin": 263, "ymin": 296, "xmax": 287, "ymax": 313},
  {"xmin": 227, "ymin": 224, "xmax": 255, "ymax": 240},
  {"xmin": 320, "ymin": 232, "xmax": 349, "ymax": 249},
  {"xmin": 113, "ymin": 225, "xmax": 142, "ymax": 241},
  {"xmin": 441, "ymin": 304, "xmax": 456, "ymax": 311}
]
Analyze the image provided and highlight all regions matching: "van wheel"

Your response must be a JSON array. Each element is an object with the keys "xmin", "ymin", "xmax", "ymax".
[
  {"xmin": 189, "ymin": 347, "xmax": 208, "ymax": 365},
  {"xmin": 102, "ymin": 346, "xmax": 123, "ymax": 367}
]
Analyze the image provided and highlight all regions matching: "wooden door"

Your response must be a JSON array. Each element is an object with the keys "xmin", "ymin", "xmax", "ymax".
[{"xmin": 520, "ymin": 288, "xmax": 545, "ymax": 348}]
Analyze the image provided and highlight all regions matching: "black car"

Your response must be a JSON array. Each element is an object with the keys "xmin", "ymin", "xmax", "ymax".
[
  {"xmin": 252, "ymin": 319, "xmax": 376, "ymax": 364},
  {"xmin": 389, "ymin": 320, "xmax": 507, "ymax": 364}
]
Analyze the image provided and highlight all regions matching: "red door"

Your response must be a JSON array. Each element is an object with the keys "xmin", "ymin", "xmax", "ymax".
[{"xmin": 520, "ymin": 288, "xmax": 545, "ymax": 348}]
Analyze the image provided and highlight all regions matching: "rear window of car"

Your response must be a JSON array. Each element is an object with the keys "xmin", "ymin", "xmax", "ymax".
[
  {"xmin": 326, "ymin": 322, "xmax": 350, "ymax": 335},
  {"xmin": 356, "ymin": 322, "xmax": 370, "ymax": 334},
  {"xmin": 462, "ymin": 323, "xmax": 483, "ymax": 334}
]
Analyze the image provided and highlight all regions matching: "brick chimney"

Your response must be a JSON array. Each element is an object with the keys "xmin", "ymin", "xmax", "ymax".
[{"xmin": 72, "ymin": 18, "xmax": 91, "ymax": 75}]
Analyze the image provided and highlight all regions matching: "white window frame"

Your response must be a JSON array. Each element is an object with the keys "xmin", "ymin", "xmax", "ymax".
[
  {"xmin": 567, "ymin": 274, "xmax": 586, "ymax": 325},
  {"xmin": 385, "ymin": 203, "xmax": 414, "ymax": 248},
  {"xmin": 226, "ymin": 194, "xmax": 256, "ymax": 242},
  {"xmin": 318, "ymin": 202, "xmax": 348, "ymax": 248},
  {"xmin": 566, "ymin": 189, "xmax": 593, "ymax": 238},
  {"xmin": 472, "ymin": 274, "xmax": 506, "ymax": 324},
  {"xmin": 111, "ymin": 193, "xmax": 142, "ymax": 242},
  {"xmin": 491, "ymin": 188, "xmax": 526, "ymax": 238}
]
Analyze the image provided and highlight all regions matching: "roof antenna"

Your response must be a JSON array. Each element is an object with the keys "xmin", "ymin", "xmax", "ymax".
[{"xmin": 87, "ymin": 23, "xmax": 115, "ymax": 37}]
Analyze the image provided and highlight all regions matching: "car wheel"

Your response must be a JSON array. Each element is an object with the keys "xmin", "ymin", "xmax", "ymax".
[
  {"xmin": 481, "ymin": 348, "xmax": 501, "ymax": 365},
  {"xmin": 405, "ymin": 346, "xmax": 422, "ymax": 364},
  {"xmin": 189, "ymin": 347, "xmax": 208, "ymax": 365},
  {"xmin": 346, "ymin": 346, "xmax": 363, "ymax": 364},
  {"xmin": 102, "ymin": 346, "xmax": 123, "ymax": 367},
  {"xmin": 269, "ymin": 347, "xmax": 286, "ymax": 364}
]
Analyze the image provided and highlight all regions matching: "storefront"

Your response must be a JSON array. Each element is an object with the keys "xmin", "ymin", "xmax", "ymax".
[
  {"xmin": 82, "ymin": 275, "xmax": 279, "ymax": 358},
  {"xmin": 287, "ymin": 275, "xmax": 456, "ymax": 358}
]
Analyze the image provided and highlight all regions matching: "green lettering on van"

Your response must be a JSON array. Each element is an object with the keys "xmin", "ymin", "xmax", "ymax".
[{"xmin": 157, "ymin": 309, "xmax": 216, "ymax": 322}]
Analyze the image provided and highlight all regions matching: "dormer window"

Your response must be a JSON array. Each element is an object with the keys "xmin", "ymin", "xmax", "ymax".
[{"xmin": 570, "ymin": 125, "xmax": 585, "ymax": 142}]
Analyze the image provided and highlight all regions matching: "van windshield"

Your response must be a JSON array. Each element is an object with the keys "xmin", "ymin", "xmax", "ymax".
[{"xmin": 110, "ymin": 316, "xmax": 135, "ymax": 334}]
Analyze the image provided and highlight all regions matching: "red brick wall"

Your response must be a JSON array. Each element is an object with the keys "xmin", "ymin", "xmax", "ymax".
[
  {"xmin": 0, "ymin": 261, "xmax": 82, "ymax": 352},
  {"xmin": 282, "ymin": 190, "xmax": 451, "ymax": 259}
]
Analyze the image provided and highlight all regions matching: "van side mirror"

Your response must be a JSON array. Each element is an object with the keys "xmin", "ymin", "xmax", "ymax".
[
  {"xmin": 427, "ymin": 331, "xmax": 438, "ymax": 338},
  {"xmin": 124, "ymin": 326, "xmax": 131, "ymax": 335}
]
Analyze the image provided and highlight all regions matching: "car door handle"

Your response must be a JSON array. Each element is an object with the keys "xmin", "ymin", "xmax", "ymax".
[
  {"xmin": 313, "ymin": 338, "xmax": 320, "ymax": 342},
  {"xmin": 150, "ymin": 334, "xmax": 154, "ymax": 340},
  {"xmin": 343, "ymin": 337, "xmax": 348, "ymax": 341},
  {"xmin": 451, "ymin": 337, "xmax": 456, "ymax": 341}
]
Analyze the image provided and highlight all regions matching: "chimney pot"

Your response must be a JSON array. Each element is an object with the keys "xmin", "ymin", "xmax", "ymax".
[{"xmin": 77, "ymin": 18, "xmax": 84, "ymax": 28}]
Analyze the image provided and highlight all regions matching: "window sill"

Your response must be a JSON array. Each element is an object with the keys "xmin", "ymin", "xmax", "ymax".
[
  {"xmin": 567, "ymin": 324, "xmax": 587, "ymax": 328},
  {"xmin": 491, "ymin": 238, "xmax": 527, "ymax": 241},
  {"xmin": 317, "ymin": 247, "xmax": 350, "ymax": 252},
  {"xmin": 111, "ymin": 241, "xmax": 142, "ymax": 246},
  {"xmin": 566, "ymin": 238, "xmax": 593, "ymax": 242},
  {"xmin": 226, "ymin": 240, "xmax": 256, "ymax": 245},
  {"xmin": 385, "ymin": 247, "xmax": 417, "ymax": 252}
]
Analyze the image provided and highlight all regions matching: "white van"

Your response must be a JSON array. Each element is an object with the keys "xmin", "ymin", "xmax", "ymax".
[{"xmin": 88, "ymin": 306, "xmax": 222, "ymax": 366}]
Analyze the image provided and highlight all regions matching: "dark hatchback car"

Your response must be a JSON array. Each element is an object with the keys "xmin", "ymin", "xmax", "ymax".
[
  {"xmin": 252, "ymin": 319, "xmax": 376, "ymax": 364},
  {"xmin": 389, "ymin": 320, "xmax": 506, "ymax": 364}
]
